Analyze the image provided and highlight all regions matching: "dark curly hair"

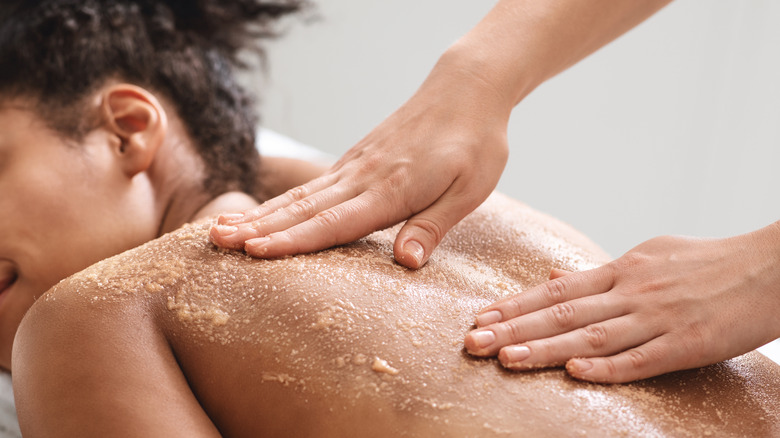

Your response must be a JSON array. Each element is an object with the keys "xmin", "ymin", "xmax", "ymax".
[{"xmin": 0, "ymin": 0, "xmax": 306, "ymax": 197}]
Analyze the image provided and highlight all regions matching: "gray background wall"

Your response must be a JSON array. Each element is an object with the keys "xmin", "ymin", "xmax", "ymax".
[{"xmin": 246, "ymin": 0, "xmax": 780, "ymax": 258}]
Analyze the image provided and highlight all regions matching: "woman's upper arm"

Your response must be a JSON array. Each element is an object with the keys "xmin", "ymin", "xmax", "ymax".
[{"xmin": 12, "ymin": 286, "xmax": 221, "ymax": 438}]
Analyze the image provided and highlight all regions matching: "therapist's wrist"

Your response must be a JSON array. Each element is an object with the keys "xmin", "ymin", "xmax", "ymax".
[
  {"xmin": 742, "ymin": 221, "xmax": 780, "ymax": 339},
  {"xmin": 438, "ymin": 38, "xmax": 540, "ymax": 110},
  {"xmin": 418, "ymin": 44, "xmax": 521, "ymax": 125}
]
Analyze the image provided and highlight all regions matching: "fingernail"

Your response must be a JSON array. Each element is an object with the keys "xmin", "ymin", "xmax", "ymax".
[
  {"xmin": 502, "ymin": 345, "xmax": 531, "ymax": 363},
  {"xmin": 246, "ymin": 236, "xmax": 271, "ymax": 255},
  {"xmin": 568, "ymin": 359, "xmax": 593, "ymax": 373},
  {"xmin": 475, "ymin": 310, "xmax": 502, "ymax": 327},
  {"xmin": 403, "ymin": 240, "xmax": 425, "ymax": 266},
  {"xmin": 214, "ymin": 225, "xmax": 238, "ymax": 236},
  {"xmin": 471, "ymin": 330, "xmax": 496, "ymax": 349},
  {"xmin": 219, "ymin": 213, "xmax": 244, "ymax": 224}
]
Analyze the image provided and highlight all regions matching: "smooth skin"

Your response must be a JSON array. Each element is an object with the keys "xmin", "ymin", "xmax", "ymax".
[{"xmin": 211, "ymin": 0, "xmax": 780, "ymax": 383}]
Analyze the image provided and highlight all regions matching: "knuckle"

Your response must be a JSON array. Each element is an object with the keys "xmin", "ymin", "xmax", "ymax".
[
  {"xmin": 288, "ymin": 198, "xmax": 317, "ymax": 220},
  {"xmin": 408, "ymin": 217, "xmax": 445, "ymax": 246},
  {"xmin": 506, "ymin": 297, "xmax": 524, "ymax": 319},
  {"xmin": 582, "ymin": 324, "xmax": 609, "ymax": 350},
  {"xmin": 311, "ymin": 208, "xmax": 343, "ymax": 231},
  {"xmin": 506, "ymin": 321, "xmax": 526, "ymax": 345},
  {"xmin": 384, "ymin": 161, "xmax": 413, "ymax": 188},
  {"xmin": 284, "ymin": 185, "xmax": 309, "ymax": 203},
  {"xmin": 613, "ymin": 253, "xmax": 638, "ymax": 272},
  {"xmin": 649, "ymin": 234, "xmax": 680, "ymax": 248},
  {"xmin": 603, "ymin": 358, "xmax": 620, "ymax": 378},
  {"xmin": 626, "ymin": 348, "xmax": 649, "ymax": 371},
  {"xmin": 542, "ymin": 280, "xmax": 568, "ymax": 304},
  {"xmin": 646, "ymin": 279, "xmax": 674, "ymax": 296},
  {"xmin": 356, "ymin": 154, "xmax": 382, "ymax": 174},
  {"xmin": 548, "ymin": 302, "xmax": 576, "ymax": 330},
  {"xmin": 249, "ymin": 220, "xmax": 266, "ymax": 233}
]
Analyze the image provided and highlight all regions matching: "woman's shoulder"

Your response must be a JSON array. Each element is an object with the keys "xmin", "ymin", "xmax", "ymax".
[
  {"xmin": 14, "ymin": 220, "xmax": 226, "ymax": 356},
  {"xmin": 26, "ymin": 220, "xmax": 217, "ymax": 311},
  {"xmin": 12, "ymin": 222, "xmax": 226, "ymax": 436}
]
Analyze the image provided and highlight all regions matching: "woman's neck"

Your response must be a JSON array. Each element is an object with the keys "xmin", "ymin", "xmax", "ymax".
[
  {"xmin": 147, "ymin": 102, "xmax": 258, "ymax": 235},
  {"xmin": 191, "ymin": 191, "xmax": 259, "ymax": 222},
  {"xmin": 157, "ymin": 189, "xmax": 258, "ymax": 236}
]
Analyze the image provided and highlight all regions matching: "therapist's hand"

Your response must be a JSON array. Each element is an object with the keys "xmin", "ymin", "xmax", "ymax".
[
  {"xmin": 210, "ymin": 61, "xmax": 512, "ymax": 268},
  {"xmin": 464, "ymin": 223, "xmax": 780, "ymax": 383}
]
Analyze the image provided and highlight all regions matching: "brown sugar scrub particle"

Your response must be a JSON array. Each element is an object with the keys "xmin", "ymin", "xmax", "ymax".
[
  {"xmin": 166, "ymin": 294, "xmax": 230, "ymax": 326},
  {"xmin": 353, "ymin": 354, "xmax": 369, "ymax": 365},
  {"xmin": 372, "ymin": 357, "xmax": 400, "ymax": 375}
]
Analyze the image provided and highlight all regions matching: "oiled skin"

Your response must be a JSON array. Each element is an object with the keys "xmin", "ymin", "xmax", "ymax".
[{"xmin": 13, "ymin": 194, "xmax": 780, "ymax": 437}]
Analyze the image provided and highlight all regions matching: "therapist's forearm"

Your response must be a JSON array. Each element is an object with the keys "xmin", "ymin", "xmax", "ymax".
[{"xmin": 436, "ymin": 0, "xmax": 673, "ymax": 111}]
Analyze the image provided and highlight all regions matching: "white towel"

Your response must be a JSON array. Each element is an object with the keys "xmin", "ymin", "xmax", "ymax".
[{"xmin": 0, "ymin": 373, "xmax": 20, "ymax": 438}]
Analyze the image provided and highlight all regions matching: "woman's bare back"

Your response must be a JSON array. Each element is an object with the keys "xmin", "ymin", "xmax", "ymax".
[{"xmin": 14, "ymin": 194, "xmax": 780, "ymax": 437}]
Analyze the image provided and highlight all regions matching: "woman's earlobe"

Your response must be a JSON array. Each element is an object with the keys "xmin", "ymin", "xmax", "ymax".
[{"xmin": 100, "ymin": 84, "xmax": 168, "ymax": 177}]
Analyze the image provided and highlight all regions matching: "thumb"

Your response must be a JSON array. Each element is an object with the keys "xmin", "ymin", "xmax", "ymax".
[
  {"xmin": 393, "ymin": 189, "xmax": 480, "ymax": 269},
  {"xmin": 394, "ymin": 216, "xmax": 447, "ymax": 269}
]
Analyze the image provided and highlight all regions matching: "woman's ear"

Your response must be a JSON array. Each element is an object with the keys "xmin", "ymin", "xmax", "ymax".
[{"xmin": 100, "ymin": 84, "xmax": 168, "ymax": 177}]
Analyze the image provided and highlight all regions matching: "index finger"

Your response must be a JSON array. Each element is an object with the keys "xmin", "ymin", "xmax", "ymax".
[
  {"xmin": 219, "ymin": 173, "xmax": 340, "ymax": 226},
  {"xmin": 474, "ymin": 265, "xmax": 615, "ymax": 327},
  {"xmin": 242, "ymin": 189, "xmax": 393, "ymax": 258}
]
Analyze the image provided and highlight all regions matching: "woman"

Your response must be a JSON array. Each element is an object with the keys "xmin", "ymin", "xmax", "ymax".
[{"xmin": 2, "ymin": 1, "xmax": 778, "ymax": 436}]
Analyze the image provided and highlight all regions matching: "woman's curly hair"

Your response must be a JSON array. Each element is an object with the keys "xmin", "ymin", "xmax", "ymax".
[{"xmin": 0, "ymin": 0, "xmax": 306, "ymax": 196}]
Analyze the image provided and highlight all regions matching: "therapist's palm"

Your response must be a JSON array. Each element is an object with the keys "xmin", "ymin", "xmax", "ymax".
[{"xmin": 210, "ymin": 89, "xmax": 508, "ymax": 268}]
